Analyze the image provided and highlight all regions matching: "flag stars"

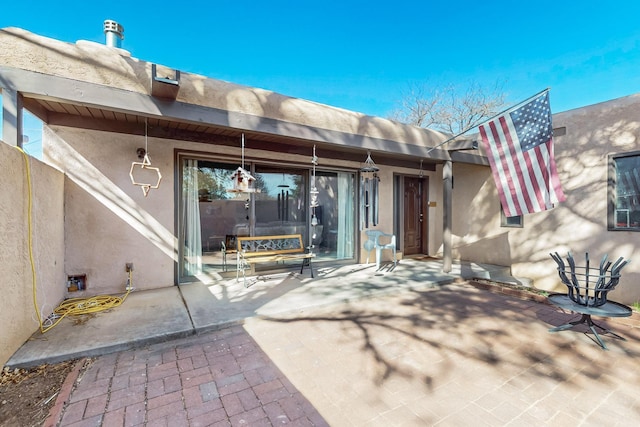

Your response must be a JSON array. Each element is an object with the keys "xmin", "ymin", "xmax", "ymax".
[{"xmin": 511, "ymin": 93, "xmax": 553, "ymax": 151}]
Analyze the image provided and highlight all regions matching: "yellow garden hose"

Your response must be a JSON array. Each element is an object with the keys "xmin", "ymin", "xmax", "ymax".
[
  {"xmin": 53, "ymin": 284, "xmax": 131, "ymax": 317},
  {"xmin": 41, "ymin": 271, "xmax": 132, "ymax": 332},
  {"xmin": 16, "ymin": 146, "xmax": 132, "ymax": 333}
]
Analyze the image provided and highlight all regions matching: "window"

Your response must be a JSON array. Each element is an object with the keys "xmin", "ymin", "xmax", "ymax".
[
  {"xmin": 500, "ymin": 205, "xmax": 523, "ymax": 228},
  {"xmin": 0, "ymin": 92, "xmax": 43, "ymax": 159},
  {"xmin": 22, "ymin": 110, "xmax": 44, "ymax": 159},
  {"xmin": 609, "ymin": 152, "xmax": 640, "ymax": 230}
]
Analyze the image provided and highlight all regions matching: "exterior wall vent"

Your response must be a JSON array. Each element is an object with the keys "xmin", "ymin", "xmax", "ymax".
[
  {"xmin": 553, "ymin": 127, "xmax": 567, "ymax": 137},
  {"xmin": 103, "ymin": 20, "xmax": 124, "ymax": 48}
]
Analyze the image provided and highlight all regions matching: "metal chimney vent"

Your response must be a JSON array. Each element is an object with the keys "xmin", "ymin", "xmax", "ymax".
[{"xmin": 103, "ymin": 20, "xmax": 124, "ymax": 48}]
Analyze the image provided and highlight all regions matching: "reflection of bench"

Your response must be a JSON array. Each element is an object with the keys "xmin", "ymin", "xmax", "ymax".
[
  {"xmin": 234, "ymin": 223, "xmax": 324, "ymax": 245},
  {"xmin": 236, "ymin": 234, "xmax": 314, "ymax": 287},
  {"xmin": 548, "ymin": 252, "xmax": 632, "ymax": 350},
  {"xmin": 221, "ymin": 235, "xmax": 238, "ymax": 272}
]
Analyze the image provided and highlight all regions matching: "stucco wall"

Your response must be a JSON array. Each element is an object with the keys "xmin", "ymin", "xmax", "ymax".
[
  {"xmin": 44, "ymin": 126, "xmax": 176, "ymax": 295},
  {"xmin": 42, "ymin": 122, "xmax": 447, "ymax": 291},
  {"xmin": 448, "ymin": 163, "xmax": 509, "ymax": 264},
  {"xmin": 0, "ymin": 27, "xmax": 447, "ymax": 149},
  {"xmin": 46, "ymin": 125, "xmax": 423, "ymax": 292},
  {"xmin": 0, "ymin": 141, "xmax": 65, "ymax": 367},
  {"xmin": 440, "ymin": 95, "xmax": 640, "ymax": 304}
]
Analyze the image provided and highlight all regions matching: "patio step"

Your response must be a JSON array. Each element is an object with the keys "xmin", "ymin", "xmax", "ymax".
[{"xmin": 459, "ymin": 262, "xmax": 533, "ymax": 287}]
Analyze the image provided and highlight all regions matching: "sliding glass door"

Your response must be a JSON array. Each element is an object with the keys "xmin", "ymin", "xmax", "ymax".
[
  {"xmin": 180, "ymin": 159, "xmax": 250, "ymax": 280},
  {"xmin": 253, "ymin": 167, "xmax": 308, "ymax": 242},
  {"xmin": 178, "ymin": 156, "xmax": 356, "ymax": 283},
  {"xmin": 312, "ymin": 171, "xmax": 355, "ymax": 260}
]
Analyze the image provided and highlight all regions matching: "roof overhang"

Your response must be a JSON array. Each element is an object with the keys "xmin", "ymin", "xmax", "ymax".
[{"xmin": 1, "ymin": 65, "xmax": 489, "ymax": 169}]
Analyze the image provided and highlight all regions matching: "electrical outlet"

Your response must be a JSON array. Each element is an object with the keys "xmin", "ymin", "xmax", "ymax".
[{"xmin": 125, "ymin": 263, "xmax": 134, "ymax": 272}]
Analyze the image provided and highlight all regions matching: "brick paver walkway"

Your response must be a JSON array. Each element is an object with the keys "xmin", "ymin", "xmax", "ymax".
[
  {"xmin": 58, "ymin": 326, "xmax": 327, "ymax": 426},
  {"xmin": 55, "ymin": 282, "xmax": 640, "ymax": 426}
]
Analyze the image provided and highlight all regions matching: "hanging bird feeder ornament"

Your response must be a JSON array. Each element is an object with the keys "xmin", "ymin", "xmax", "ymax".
[
  {"xmin": 229, "ymin": 166, "xmax": 257, "ymax": 193},
  {"xmin": 227, "ymin": 133, "xmax": 259, "ymax": 193}
]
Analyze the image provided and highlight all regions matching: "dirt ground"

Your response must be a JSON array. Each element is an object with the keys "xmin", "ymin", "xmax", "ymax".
[{"xmin": 0, "ymin": 360, "xmax": 78, "ymax": 427}]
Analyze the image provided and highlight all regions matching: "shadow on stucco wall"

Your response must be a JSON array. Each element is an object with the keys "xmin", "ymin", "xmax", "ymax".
[{"xmin": 0, "ymin": 141, "xmax": 65, "ymax": 367}]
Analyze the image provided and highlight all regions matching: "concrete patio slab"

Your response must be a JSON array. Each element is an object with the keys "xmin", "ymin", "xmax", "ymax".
[
  {"xmin": 7, "ymin": 286, "xmax": 193, "ymax": 367},
  {"xmin": 181, "ymin": 259, "xmax": 461, "ymax": 334},
  {"xmin": 6, "ymin": 258, "xmax": 515, "ymax": 368}
]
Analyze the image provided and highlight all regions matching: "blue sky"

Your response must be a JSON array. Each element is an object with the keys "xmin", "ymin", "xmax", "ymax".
[{"xmin": 2, "ymin": 1, "xmax": 640, "ymax": 119}]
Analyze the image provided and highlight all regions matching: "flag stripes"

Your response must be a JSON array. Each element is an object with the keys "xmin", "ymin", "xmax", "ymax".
[{"xmin": 479, "ymin": 91, "xmax": 565, "ymax": 217}]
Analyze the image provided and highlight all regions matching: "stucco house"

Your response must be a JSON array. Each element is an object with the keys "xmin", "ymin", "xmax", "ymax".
[{"xmin": 1, "ymin": 25, "xmax": 639, "ymax": 366}]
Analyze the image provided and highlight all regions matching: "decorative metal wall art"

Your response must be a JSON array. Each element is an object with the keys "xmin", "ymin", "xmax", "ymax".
[{"xmin": 130, "ymin": 118, "xmax": 162, "ymax": 197}]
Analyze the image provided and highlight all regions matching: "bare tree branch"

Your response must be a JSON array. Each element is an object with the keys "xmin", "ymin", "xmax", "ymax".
[{"xmin": 388, "ymin": 80, "xmax": 507, "ymax": 135}]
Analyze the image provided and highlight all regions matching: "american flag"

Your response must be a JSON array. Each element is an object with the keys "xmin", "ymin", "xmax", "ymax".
[{"xmin": 478, "ymin": 91, "xmax": 566, "ymax": 217}]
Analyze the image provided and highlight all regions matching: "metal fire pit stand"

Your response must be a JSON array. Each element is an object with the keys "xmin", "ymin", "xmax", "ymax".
[{"xmin": 548, "ymin": 252, "xmax": 632, "ymax": 350}]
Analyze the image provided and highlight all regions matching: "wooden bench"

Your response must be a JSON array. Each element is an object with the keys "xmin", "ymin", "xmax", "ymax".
[
  {"xmin": 548, "ymin": 251, "xmax": 631, "ymax": 350},
  {"xmin": 236, "ymin": 234, "xmax": 314, "ymax": 287}
]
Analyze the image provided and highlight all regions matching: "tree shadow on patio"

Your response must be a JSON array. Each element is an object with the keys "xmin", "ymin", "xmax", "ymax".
[{"xmin": 256, "ymin": 283, "xmax": 640, "ymax": 393}]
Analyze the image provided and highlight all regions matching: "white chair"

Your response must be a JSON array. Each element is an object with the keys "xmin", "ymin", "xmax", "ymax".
[{"xmin": 364, "ymin": 230, "xmax": 397, "ymax": 269}]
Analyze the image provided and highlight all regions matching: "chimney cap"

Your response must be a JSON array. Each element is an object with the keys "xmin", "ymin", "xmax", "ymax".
[{"xmin": 103, "ymin": 20, "xmax": 124, "ymax": 39}]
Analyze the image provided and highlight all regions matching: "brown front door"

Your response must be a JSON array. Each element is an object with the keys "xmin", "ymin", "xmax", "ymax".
[{"xmin": 403, "ymin": 176, "xmax": 428, "ymax": 256}]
